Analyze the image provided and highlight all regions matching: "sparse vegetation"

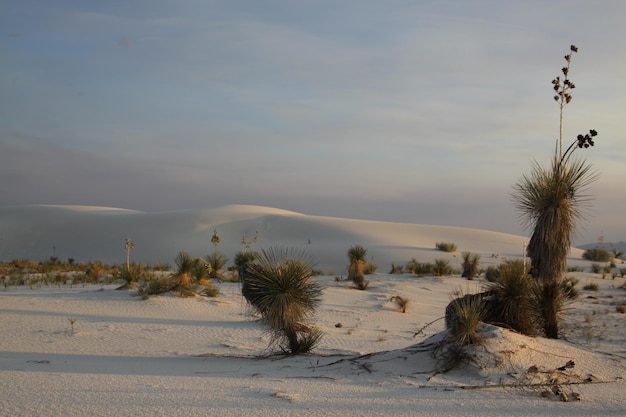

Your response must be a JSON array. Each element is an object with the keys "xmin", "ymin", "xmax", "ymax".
[
  {"xmin": 582, "ymin": 247, "xmax": 611, "ymax": 262},
  {"xmin": 405, "ymin": 258, "xmax": 432, "ymax": 275},
  {"xmin": 390, "ymin": 295, "xmax": 409, "ymax": 313},
  {"xmin": 432, "ymin": 259, "xmax": 452, "ymax": 277},
  {"xmin": 583, "ymin": 282, "xmax": 599, "ymax": 292},
  {"xmin": 436, "ymin": 242, "xmax": 457, "ymax": 253},
  {"xmin": 389, "ymin": 263, "xmax": 404, "ymax": 274},
  {"xmin": 461, "ymin": 252, "xmax": 480, "ymax": 280}
]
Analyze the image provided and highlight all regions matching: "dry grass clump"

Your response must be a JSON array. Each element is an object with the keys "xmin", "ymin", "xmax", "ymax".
[
  {"xmin": 390, "ymin": 295, "xmax": 409, "ymax": 313},
  {"xmin": 435, "ymin": 242, "xmax": 457, "ymax": 253},
  {"xmin": 432, "ymin": 259, "xmax": 452, "ymax": 277},
  {"xmin": 461, "ymin": 252, "xmax": 480, "ymax": 280},
  {"xmin": 405, "ymin": 258, "xmax": 432, "ymax": 275}
]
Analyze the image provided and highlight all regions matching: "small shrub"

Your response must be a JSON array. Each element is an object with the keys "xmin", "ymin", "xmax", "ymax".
[
  {"xmin": 486, "ymin": 259, "xmax": 541, "ymax": 336},
  {"xmin": 347, "ymin": 245, "xmax": 369, "ymax": 290},
  {"xmin": 590, "ymin": 263, "xmax": 601, "ymax": 274},
  {"xmin": 138, "ymin": 276, "xmax": 173, "ymax": 298},
  {"xmin": 405, "ymin": 258, "xmax": 432, "ymax": 275},
  {"xmin": 583, "ymin": 282, "xmax": 599, "ymax": 291},
  {"xmin": 461, "ymin": 252, "xmax": 480, "ymax": 280},
  {"xmin": 432, "ymin": 259, "xmax": 452, "ymax": 277},
  {"xmin": 436, "ymin": 242, "xmax": 457, "ymax": 253},
  {"xmin": 389, "ymin": 263, "xmax": 404, "ymax": 274},
  {"xmin": 390, "ymin": 295, "xmax": 409, "ymax": 313},
  {"xmin": 616, "ymin": 305, "xmax": 626, "ymax": 314},
  {"xmin": 561, "ymin": 277, "xmax": 579, "ymax": 299},
  {"xmin": 445, "ymin": 291, "xmax": 486, "ymax": 346},
  {"xmin": 200, "ymin": 283, "xmax": 220, "ymax": 297},
  {"xmin": 484, "ymin": 265, "xmax": 499, "ymax": 282},
  {"xmin": 68, "ymin": 317, "xmax": 77, "ymax": 333},
  {"xmin": 582, "ymin": 247, "xmax": 611, "ymax": 262},
  {"xmin": 363, "ymin": 260, "xmax": 378, "ymax": 275},
  {"xmin": 206, "ymin": 252, "xmax": 229, "ymax": 279}
]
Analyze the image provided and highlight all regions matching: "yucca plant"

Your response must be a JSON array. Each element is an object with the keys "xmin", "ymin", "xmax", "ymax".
[
  {"xmin": 432, "ymin": 259, "xmax": 451, "ymax": 277},
  {"xmin": 447, "ymin": 292, "xmax": 486, "ymax": 347},
  {"xmin": 206, "ymin": 252, "xmax": 229, "ymax": 279},
  {"xmin": 347, "ymin": 245, "xmax": 369, "ymax": 290},
  {"xmin": 115, "ymin": 263, "xmax": 144, "ymax": 290},
  {"xmin": 241, "ymin": 247, "xmax": 323, "ymax": 354},
  {"xmin": 486, "ymin": 259, "xmax": 541, "ymax": 335},
  {"xmin": 461, "ymin": 252, "xmax": 480, "ymax": 280},
  {"xmin": 171, "ymin": 251, "xmax": 197, "ymax": 296},
  {"xmin": 512, "ymin": 45, "xmax": 598, "ymax": 338}
]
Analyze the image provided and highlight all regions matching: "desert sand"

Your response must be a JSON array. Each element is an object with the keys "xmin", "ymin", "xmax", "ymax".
[{"xmin": 1, "ymin": 205, "xmax": 624, "ymax": 416}]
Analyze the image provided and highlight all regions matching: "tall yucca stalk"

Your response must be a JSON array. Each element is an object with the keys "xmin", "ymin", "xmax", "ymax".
[
  {"xmin": 512, "ymin": 45, "xmax": 598, "ymax": 338},
  {"xmin": 242, "ymin": 247, "xmax": 323, "ymax": 354}
]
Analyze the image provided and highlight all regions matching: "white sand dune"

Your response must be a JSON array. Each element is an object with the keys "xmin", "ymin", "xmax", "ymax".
[
  {"xmin": 0, "ymin": 204, "xmax": 584, "ymax": 273},
  {"xmin": 1, "ymin": 273, "xmax": 624, "ymax": 416},
  {"xmin": 1, "ymin": 204, "xmax": 623, "ymax": 416}
]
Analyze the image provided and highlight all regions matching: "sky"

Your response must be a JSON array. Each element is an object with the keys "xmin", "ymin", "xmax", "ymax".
[{"xmin": 1, "ymin": 1, "xmax": 625, "ymax": 246}]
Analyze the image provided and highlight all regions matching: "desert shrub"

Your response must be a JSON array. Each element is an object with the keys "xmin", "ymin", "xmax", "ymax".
[
  {"xmin": 138, "ymin": 276, "xmax": 173, "ymax": 298},
  {"xmin": 233, "ymin": 251, "xmax": 258, "ymax": 271},
  {"xmin": 241, "ymin": 247, "xmax": 323, "ymax": 354},
  {"xmin": 484, "ymin": 265, "xmax": 499, "ymax": 282},
  {"xmin": 582, "ymin": 282, "xmax": 599, "ymax": 291},
  {"xmin": 199, "ymin": 282, "xmax": 220, "ymax": 297},
  {"xmin": 461, "ymin": 252, "xmax": 480, "ymax": 280},
  {"xmin": 205, "ymin": 252, "xmax": 229, "ymax": 279},
  {"xmin": 347, "ymin": 245, "xmax": 369, "ymax": 290},
  {"xmin": 582, "ymin": 247, "xmax": 611, "ymax": 262},
  {"xmin": 389, "ymin": 263, "xmax": 404, "ymax": 274},
  {"xmin": 486, "ymin": 259, "xmax": 542, "ymax": 336},
  {"xmin": 432, "ymin": 259, "xmax": 452, "ymax": 277},
  {"xmin": 446, "ymin": 292, "xmax": 486, "ymax": 346},
  {"xmin": 567, "ymin": 266, "xmax": 584, "ymax": 272},
  {"xmin": 436, "ymin": 242, "xmax": 457, "ymax": 253},
  {"xmin": 114, "ymin": 263, "xmax": 145, "ymax": 290},
  {"xmin": 363, "ymin": 261, "xmax": 377, "ymax": 275},
  {"xmin": 561, "ymin": 277, "xmax": 579, "ymax": 299},
  {"xmin": 616, "ymin": 305, "xmax": 626, "ymax": 314},
  {"xmin": 390, "ymin": 295, "xmax": 409, "ymax": 313},
  {"xmin": 438, "ymin": 291, "xmax": 489, "ymax": 372},
  {"xmin": 405, "ymin": 259, "xmax": 432, "ymax": 275},
  {"xmin": 171, "ymin": 251, "xmax": 209, "ymax": 297},
  {"xmin": 590, "ymin": 263, "xmax": 601, "ymax": 274}
]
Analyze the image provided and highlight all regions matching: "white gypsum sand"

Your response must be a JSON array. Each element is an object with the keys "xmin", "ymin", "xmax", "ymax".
[{"xmin": 0, "ymin": 205, "xmax": 624, "ymax": 416}]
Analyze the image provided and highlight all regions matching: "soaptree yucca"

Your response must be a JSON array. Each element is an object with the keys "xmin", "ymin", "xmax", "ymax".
[
  {"xmin": 512, "ymin": 45, "xmax": 598, "ymax": 338},
  {"xmin": 347, "ymin": 244, "xmax": 369, "ymax": 290},
  {"xmin": 241, "ymin": 247, "xmax": 323, "ymax": 354}
]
